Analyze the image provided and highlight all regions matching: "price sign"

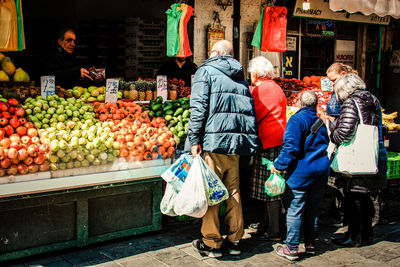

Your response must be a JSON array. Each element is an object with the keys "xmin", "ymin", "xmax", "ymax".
[
  {"xmin": 157, "ymin": 75, "xmax": 168, "ymax": 101},
  {"xmin": 40, "ymin": 76, "xmax": 55, "ymax": 98},
  {"xmin": 320, "ymin": 77, "xmax": 333, "ymax": 91},
  {"xmin": 105, "ymin": 78, "xmax": 119, "ymax": 103}
]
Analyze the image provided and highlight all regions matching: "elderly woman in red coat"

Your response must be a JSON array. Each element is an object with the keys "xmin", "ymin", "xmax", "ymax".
[{"xmin": 248, "ymin": 56, "xmax": 287, "ymax": 240}]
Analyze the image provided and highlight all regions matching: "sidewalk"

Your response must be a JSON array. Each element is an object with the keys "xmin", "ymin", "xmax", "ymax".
[{"xmin": 5, "ymin": 203, "xmax": 400, "ymax": 267}]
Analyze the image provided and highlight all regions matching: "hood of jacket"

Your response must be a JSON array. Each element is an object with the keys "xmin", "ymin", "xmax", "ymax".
[{"xmin": 201, "ymin": 55, "xmax": 244, "ymax": 80}]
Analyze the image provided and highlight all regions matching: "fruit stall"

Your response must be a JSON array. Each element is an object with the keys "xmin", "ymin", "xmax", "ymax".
[{"xmin": 0, "ymin": 53, "xmax": 196, "ymax": 261}]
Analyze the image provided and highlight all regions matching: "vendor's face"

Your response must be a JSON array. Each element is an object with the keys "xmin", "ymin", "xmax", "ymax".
[{"xmin": 58, "ymin": 31, "xmax": 76, "ymax": 54}]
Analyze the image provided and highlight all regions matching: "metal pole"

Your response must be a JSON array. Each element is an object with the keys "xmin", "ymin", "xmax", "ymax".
[
  {"xmin": 376, "ymin": 26, "xmax": 383, "ymax": 98},
  {"xmin": 233, "ymin": 0, "xmax": 240, "ymax": 60},
  {"xmin": 298, "ymin": 18, "xmax": 302, "ymax": 79}
]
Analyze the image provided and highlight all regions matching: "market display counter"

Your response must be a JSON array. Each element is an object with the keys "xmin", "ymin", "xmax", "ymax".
[{"xmin": 0, "ymin": 159, "xmax": 171, "ymax": 262}]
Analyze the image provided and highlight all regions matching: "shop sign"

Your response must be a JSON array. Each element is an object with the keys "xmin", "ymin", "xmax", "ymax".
[
  {"xmin": 293, "ymin": 0, "xmax": 390, "ymax": 25},
  {"xmin": 40, "ymin": 76, "xmax": 55, "ymax": 98},
  {"xmin": 306, "ymin": 19, "xmax": 335, "ymax": 38},
  {"xmin": 335, "ymin": 40, "xmax": 356, "ymax": 68},
  {"xmin": 105, "ymin": 78, "xmax": 119, "ymax": 103},
  {"xmin": 157, "ymin": 75, "xmax": 168, "ymax": 101},
  {"xmin": 207, "ymin": 25, "xmax": 225, "ymax": 56},
  {"xmin": 283, "ymin": 36, "xmax": 298, "ymax": 79}
]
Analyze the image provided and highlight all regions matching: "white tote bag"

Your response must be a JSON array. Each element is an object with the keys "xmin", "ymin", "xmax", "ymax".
[{"xmin": 331, "ymin": 100, "xmax": 379, "ymax": 175}]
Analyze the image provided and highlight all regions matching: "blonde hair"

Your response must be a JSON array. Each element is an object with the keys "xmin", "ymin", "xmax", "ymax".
[{"xmin": 327, "ymin": 63, "xmax": 358, "ymax": 76}]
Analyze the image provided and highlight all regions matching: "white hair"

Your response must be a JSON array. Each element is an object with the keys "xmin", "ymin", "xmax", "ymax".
[
  {"xmin": 334, "ymin": 73, "xmax": 366, "ymax": 101},
  {"xmin": 248, "ymin": 56, "xmax": 275, "ymax": 79},
  {"xmin": 300, "ymin": 91, "xmax": 318, "ymax": 108},
  {"xmin": 210, "ymin": 40, "xmax": 233, "ymax": 57}
]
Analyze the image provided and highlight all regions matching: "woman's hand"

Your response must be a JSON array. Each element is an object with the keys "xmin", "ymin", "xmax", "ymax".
[
  {"xmin": 191, "ymin": 145, "xmax": 202, "ymax": 157},
  {"xmin": 270, "ymin": 165, "xmax": 281, "ymax": 174}
]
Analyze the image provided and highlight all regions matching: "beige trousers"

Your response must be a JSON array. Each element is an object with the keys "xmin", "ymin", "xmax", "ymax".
[{"xmin": 201, "ymin": 151, "xmax": 244, "ymax": 249}]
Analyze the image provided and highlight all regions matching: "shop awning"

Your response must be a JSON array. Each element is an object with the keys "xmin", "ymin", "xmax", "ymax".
[{"xmin": 329, "ymin": 0, "xmax": 400, "ymax": 19}]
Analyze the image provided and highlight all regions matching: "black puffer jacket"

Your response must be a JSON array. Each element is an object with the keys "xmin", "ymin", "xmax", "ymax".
[{"xmin": 330, "ymin": 89, "xmax": 387, "ymax": 193}]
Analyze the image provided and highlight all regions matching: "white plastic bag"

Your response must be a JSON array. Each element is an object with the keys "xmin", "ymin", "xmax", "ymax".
[
  {"xmin": 198, "ymin": 157, "xmax": 229, "ymax": 206},
  {"xmin": 161, "ymin": 154, "xmax": 193, "ymax": 192},
  {"xmin": 160, "ymin": 183, "xmax": 178, "ymax": 216},
  {"xmin": 173, "ymin": 155, "xmax": 208, "ymax": 218}
]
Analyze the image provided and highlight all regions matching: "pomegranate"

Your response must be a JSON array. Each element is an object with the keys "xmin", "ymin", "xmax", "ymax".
[
  {"xmin": 0, "ymin": 138, "xmax": 11, "ymax": 149},
  {"xmin": 7, "ymin": 148, "xmax": 18, "ymax": 159},
  {"xmin": 23, "ymin": 157, "xmax": 33, "ymax": 165},
  {"xmin": 17, "ymin": 148, "xmax": 28, "ymax": 161},
  {"xmin": 7, "ymin": 165, "xmax": 18, "ymax": 176},
  {"xmin": 0, "ymin": 158, "xmax": 11, "ymax": 169},
  {"xmin": 28, "ymin": 164, "xmax": 39, "ymax": 173},
  {"xmin": 16, "ymin": 126, "xmax": 27, "ymax": 136},
  {"xmin": 27, "ymin": 128, "xmax": 38, "ymax": 138},
  {"xmin": 17, "ymin": 164, "xmax": 28, "ymax": 175}
]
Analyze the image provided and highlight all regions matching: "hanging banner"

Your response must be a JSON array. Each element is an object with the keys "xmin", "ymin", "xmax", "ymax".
[
  {"xmin": 283, "ymin": 36, "xmax": 298, "ymax": 79},
  {"xmin": 335, "ymin": 40, "xmax": 356, "ymax": 68},
  {"xmin": 293, "ymin": 0, "xmax": 390, "ymax": 25}
]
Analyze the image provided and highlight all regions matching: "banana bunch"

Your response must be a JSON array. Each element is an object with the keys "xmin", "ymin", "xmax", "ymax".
[{"xmin": 382, "ymin": 109, "xmax": 400, "ymax": 131}]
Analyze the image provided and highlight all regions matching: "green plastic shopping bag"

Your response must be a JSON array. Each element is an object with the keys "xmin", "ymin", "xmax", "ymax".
[
  {"xmin": 251, "ymin": 7, "xmax": 264, "ymax": 49},
  {"xmin": 262, "ymin": 158, "xmax": 286, "ymax": 197}
]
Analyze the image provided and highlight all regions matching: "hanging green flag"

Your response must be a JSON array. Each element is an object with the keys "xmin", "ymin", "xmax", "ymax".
[
  {"xmin": 251, "ymin": 8, "xmax": 264, "ymax": 49},
  {"xmin": 166, "ymin": 3, "xmax": 183, "ymax": 57}
]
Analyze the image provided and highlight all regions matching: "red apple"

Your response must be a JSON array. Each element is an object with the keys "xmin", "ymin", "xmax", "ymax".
[
  {"xmin": 9, "ymin": 117, "xmax": 20, "ymax": 129},
  {"xmin": 17, "ymin": 148, "xmax": 28, "ymax": 161},
  {"xmin": 0, "ymin": 158, "xmax": 11, "ymax": 169},
  {"xmin": 34, "ymin": 154, "xmax": 45, "ymax": 165},
  {"xmin": 18, "ymin": 117, "xmax": 27, "ymax": 125},
  {"xmin": 16, "ymin": 126, "xmax": 27, "ymax": 136},
  {"xmin": 2, "ymin": 112, "xmax": 11, "ymax": 119},
  {"xmin": 0, "ymin": 168, "xmax": 5, "ymax": 177},
  {"xmin": 8, "ymin": 98, "xmax": 18, "ymax": 107},
  {"xmin": 39, "ymin": 144, "xmax": 49, "ymax": 154},
  {"xmin": 10, "ymin": 141, "xmax": 22, "ymax": 150},
  {"xmin": 7, "ymin": 148, "xmax": 18, "ymax": 159},
  {"xmin": 27, "ymin": 144, "xmax": 38, "ymax": 157},
  {"xmin": 27, "ymin": 128, "xmax": 38, "ymax": 138},
  {"xmin": 39, "ymin": 161, "xmax": 50, "ymax": 172},
  {"xmin": 21, "ymin": 135, "xmax": 31, "ymax": 146},
  {"xmin": 4, "ymin": 125, "xmax": 14, "ymax": 136},
  {"xmin": 23, "ymin": 157, "xmax": 33, "ymax": 165},
  {"xmin": 9, "ymin": 134, "xmax": 21, "ymax": 143},
  {"xmin": 15, "ymin": 108, "xmax": 25, "ymax": 117},
  {"xmin": 0, "ymin": 147, "xmax": 4, "ymax": 160},
  {"xmin": 0, "ymin": 118, "xmax": 8, "ymax": 127},
  {"xmin": 0, "ymin": 138, "xmax": 10, "ymax": 149},
  {"xmin": 17, "ymin": 164, "xmax": 28, "ymax": 175},
  {"xmin": 0, "ymin": 102, "xmax": 8, "ymax": 112},
  {"xmin": 24, "ymin": 122, "xmax": 34, "ymax": 129},
  {"xmin": 31, "ymin": 136, "xmax": 40, "ymax": 144},
  {"xmin": 10, "ymin": 158, "xmax": 20, "ymax": 165},
  {"xmin": 7, "ymin": 165, "xmax": 18, "ymax": 175},
  {"xmin": 9, "ymin": 106, "xmax": 15, "ymax": 114},
  {"xmin": 0, "ymin": 128, "xmax": 4, "ymax": 140},
  {"xmin": 28, "ymin": 164, "xmax": 39, "ymax": 173}
]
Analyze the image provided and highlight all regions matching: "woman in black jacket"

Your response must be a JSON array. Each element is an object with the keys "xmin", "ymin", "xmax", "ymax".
[{"xmin": 329, "ymin": 73, "xmax": 387, "ymax": 247}]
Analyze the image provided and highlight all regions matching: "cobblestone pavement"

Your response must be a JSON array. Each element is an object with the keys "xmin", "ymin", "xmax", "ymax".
[{"xmin": 5, "ymin": 203, "xmax": 400, "ymax": 267}]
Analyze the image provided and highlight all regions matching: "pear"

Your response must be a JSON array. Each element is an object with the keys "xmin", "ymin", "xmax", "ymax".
[
  {"xmin": 13, "ymin": 68, "xmax": 30, "ymax": 82},
  {"xmin": 0, "ymin": 52, "xmax": 5, "ymax": 62},
  {"xmin": 0, "ymin": 70, "xmax": 9, "ymax": 81},
  {"xmin": 1, "ymin": 57, "xmax": 16, "ymax": 77}
]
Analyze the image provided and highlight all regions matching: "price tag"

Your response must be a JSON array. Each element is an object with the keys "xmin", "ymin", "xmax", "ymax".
[
  {"xmin": 320, "ymin": 77, "xmax": 333, "ymax": 91},
  {"xmin": 157, "ymin": 75, "xmax": 168, "ymax": 101},
  {"xmin": 105, "ymin": 78, "xmax": 119, "ymax": 103},
  {"xmin": 40, "ymin": 76, "xmax": 55, "ymax": 98}
]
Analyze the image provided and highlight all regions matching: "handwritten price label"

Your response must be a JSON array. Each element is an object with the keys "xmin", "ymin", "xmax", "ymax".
[
  {"xmin": 40, "ymin": 76, "xmax": 55, "ymax": 98},
  {"xmin": 320, "ymin": 77, "xmax": 333, "ymax": 91},
  {"xmin": 157, "ymin": 75, "xmax": 168, "ymax": 101},
  {"xmin": 105, "ymin": 78, "xmax": 119, "ymax": 103}
]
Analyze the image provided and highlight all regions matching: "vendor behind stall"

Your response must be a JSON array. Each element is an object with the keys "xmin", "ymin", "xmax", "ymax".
[
  {"xmin": 156, "ymin": 56, "xmax": 197, "ymax": 86},
  {"xmin": 42, "ymin": 28, "xmax": 93, "ymax": 89}
]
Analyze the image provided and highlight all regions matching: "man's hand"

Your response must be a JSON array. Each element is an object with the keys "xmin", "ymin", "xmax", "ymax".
[
  {"xmin": 270, "ymin": 165, "xmax": 281, "ymax": 174},
  {"xmin": 191, "ymin": 145, "xmax": 202, "ymax": 157},
  {"xmin": 80, "ymin": 68, "xmax": 93, "ymax": 80}
]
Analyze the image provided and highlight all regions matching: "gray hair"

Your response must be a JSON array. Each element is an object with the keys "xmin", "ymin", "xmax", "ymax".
[
  {"xmin": 334, "ymin": 73, "xmax": 366, "ymax": 101},
  {"xmin": 300, "ymin": 91, "xmax": 318, "ymax": 108},
  {"xmin": 248, "ymin": 56, "xmax": 275, "ymax": 79},
  {"xmin": 210, "ymin": 40, "xmax": 233, "ymax": 57}
]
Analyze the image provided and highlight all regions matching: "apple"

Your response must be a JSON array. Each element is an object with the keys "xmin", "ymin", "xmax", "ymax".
[
  {"xmin": 31, "ymin": 136, "xmax": 40, "ymax": 144},
  {"xmin": 39, "ymin": 144, "xmax": 49, "ymax": 154},
  {"xmin": 27, "ymin": 128, "xmax": 38, "ymax": 138},
  {"xmin": 9, "ymin": 134, "xmax": 21, "ymax": 143},
  {"xmin": 23, "ymin": 157, "xmax": 33, "ymax": 165},
  {"xmin": 3, "ymin": 125, "xmax": 14, "ymax": 136},
  {"xmin": 21, "ymin": 135, "xmax": 31, "ymax": 146},
  {"xmin": 81, "ymin": 159, "xmax": 90, "ymax": 167},
  {"xmin": 17, "ymin": 148, "xmax": 28, "ymax": 161},
  {"xmin": 34, "ymin": 154, "xmax": 45, "ymax": 165},
  {"xmin": 8, "ymin": 147, "xmax": 18, "ymax": 159},
  {"xmin": 0, "ymin": 138, "xmax": 11, "ymax": 149},
  {"xmin": 0, "ymin": 118, "xmax": 8, "ymax": 127},
  {"xmin": 17, "ymin": 164, "xmax": 29, "ymax": 175},
  {"xmin": 24, "ymin": 122, "xmax": 34, "ymax": 129},
  {"xmin": 66, "ymin": 161, "xmax": 74, "ymax": 169},
  {"xmin": 15, "ymin": 107, "xmax": 25, "ymax": 117},
  {"xmin": 0, "ymin": 128, "xmax": 5, "ymax": 140},
  {"xmin": 16, "ymin": 126, "xmax": 27, "ymax": 136},
  {"xmin": 0, "ymin": 168, "xmax": 5, "ymax": 176},
  {"xmin": 28, "ymin": 164, "xmax": 39, "ymax": 173},
  {"xmin": 7, "ymin": 165, "xmax": 18, "ymax": 175},
  {"xmin": 10, "ymin": 158, "xmax": 20, "ymax": 165},
  {"xmin": 28, "ymin": 144, "xmax": 38, "ymax": 157},
  {"xmin": 56, "ymin": 150, "xmax": 65, "ymax": 158},
  {"xmin": 0, "ymin": 147, "xmax": 4, "ymax": 160},
  {"xmin": 0, "ymin": 158, "xmax": 11, "ymax": 169},
  {"xmin": 39, "ymin": 161, "xmax": 50, "ymax": 171},
  {"xmin": 59, "ymin": 162, "xmax": 66, "ymax": 170}
]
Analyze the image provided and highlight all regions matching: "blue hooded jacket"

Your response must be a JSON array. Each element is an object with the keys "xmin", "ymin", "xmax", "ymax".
[
  {"xmin": 188, "ymin": 55, "xmax": 261, "ymax": 155},
  {"xmin": 274, "ymin": 107, "xmax": 330, "ymax": 189}
]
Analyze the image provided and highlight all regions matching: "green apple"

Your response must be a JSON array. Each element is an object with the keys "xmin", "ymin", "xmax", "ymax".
[
  {"xmin": 61, "ymin": 155, "xmax": 71, "ymax": 163},
  {"xmin": 56, "ymin": 150, "xmax": 65, "ymax": 158},
  {"xmin": 113, "ymin": 149, "xmax": 120, "ymax": 157},
  {"xmin": 86, "ymin": 154, "xmax": 95, "ymax": 162},
  {"xmin": 112, "ymin": 142, "xmax": 120, "ymax": 150},
  {"xmin": 73, "ymin": 161, "xmax": 81, "ymax": 168},
  {"xmin": 49, "ymin": 155, "xmax": 59, "ymax": 163},
  {"xmin": 50, "ymin": 140, "xmax": 59, "ymax": 152},
  {"xmin": 33, "ymin": 107, "xmax": 41, "ymax": 113},
  {"xmin": 59, "ymin": 162, "xmax": 66, "ymax": 170},
  {"xmin": 57, "ymin": 114, "xmax": 66, "ymax": 122},
  {"xmin": 59, "ymin": 140, "xmax": 68, "ymax": 150},
  {"xmin": 50, "ymin": 163, "xmax": 58, "ymax": 171},
  {"xmin": 66, "ymin": 161, "xmax": 74, "ymax": 169}
]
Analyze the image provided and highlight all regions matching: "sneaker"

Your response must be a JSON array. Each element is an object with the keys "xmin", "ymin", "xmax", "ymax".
[
  {"xmin": 248, "ymin": 222, "xmax": 264, "ymax": 231},
  {"xmin": 304, "ymin": 244, "xmax": 315, "ymax": 255},
  {"xmin": 332, "ymin": 232, "xmax": 350, "ymax": 245},
  {"xmin": 192, "ymin": 239, "xmax": 222, "ymax": 258},
  {"xmin": 251, "ymin": 231, "xmax": 282, "ymax": 242},
  {"xmin": 334, "ymin": 234, "xmax": 362, "ymax": 247},
  {"xmin": 276, "ymin": 245, "xmax": 299, "ymax": 261},
  {"xmin": 227, "ymin": 241, "xmax": 241, "ymax": 255}
]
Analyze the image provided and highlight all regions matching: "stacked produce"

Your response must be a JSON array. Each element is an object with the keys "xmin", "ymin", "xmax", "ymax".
[
  {"xmin": 287, "ymin": 88, "xmax": 332, "ymax": 112},
  {"xmin": 146, "ymin": 97, "xmax": 190, "ymax": 149},
  {"xmin": 273, "ymin": 77, "xmax": 318, "ymax": 96},
  {"xmin": 120, "ymin": 79, "xmax": 156, "ymax": 101},
  {"xmin": 23, "ymin": 95, "xmax": 96, "ymax": 129},
  {"xmin": 0, "ymin": 97, "xmax": 50, "ymax": 176},
  {"xmin": 302, "ymin": 76, "xmax": 325, "ymax": 89},
  {"xmin": 94, "ymin": 100, "xmax": 143, "ymax": 122},
  {"xmin": 382, "ymin": 109, "xmax": 400, "ymax": 131},
  {"xmin": 168, "ymin": 78, "xmax": 190, "ymax": 99},
  {"xmin": 0, "ymin": 53, "xmax": 30, "ymax": 82},
  {"xmin": 68, "ymin": 86, "xmax": 106, "ymax": 101}
]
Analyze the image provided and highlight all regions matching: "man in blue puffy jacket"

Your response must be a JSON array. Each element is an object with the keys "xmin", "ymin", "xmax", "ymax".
[
  {"xmin": 189, "ymin": 40, "xmax": 261, "ymax": 258},
  {"xmin": 271, "ymin": 91, "xmax": 330, "ymax": 261}
]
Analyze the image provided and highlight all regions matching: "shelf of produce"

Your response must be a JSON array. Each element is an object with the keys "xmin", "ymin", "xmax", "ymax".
[{"xmin": 0, "ymin": 163, "xmax": 169, "ymax": 262}]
